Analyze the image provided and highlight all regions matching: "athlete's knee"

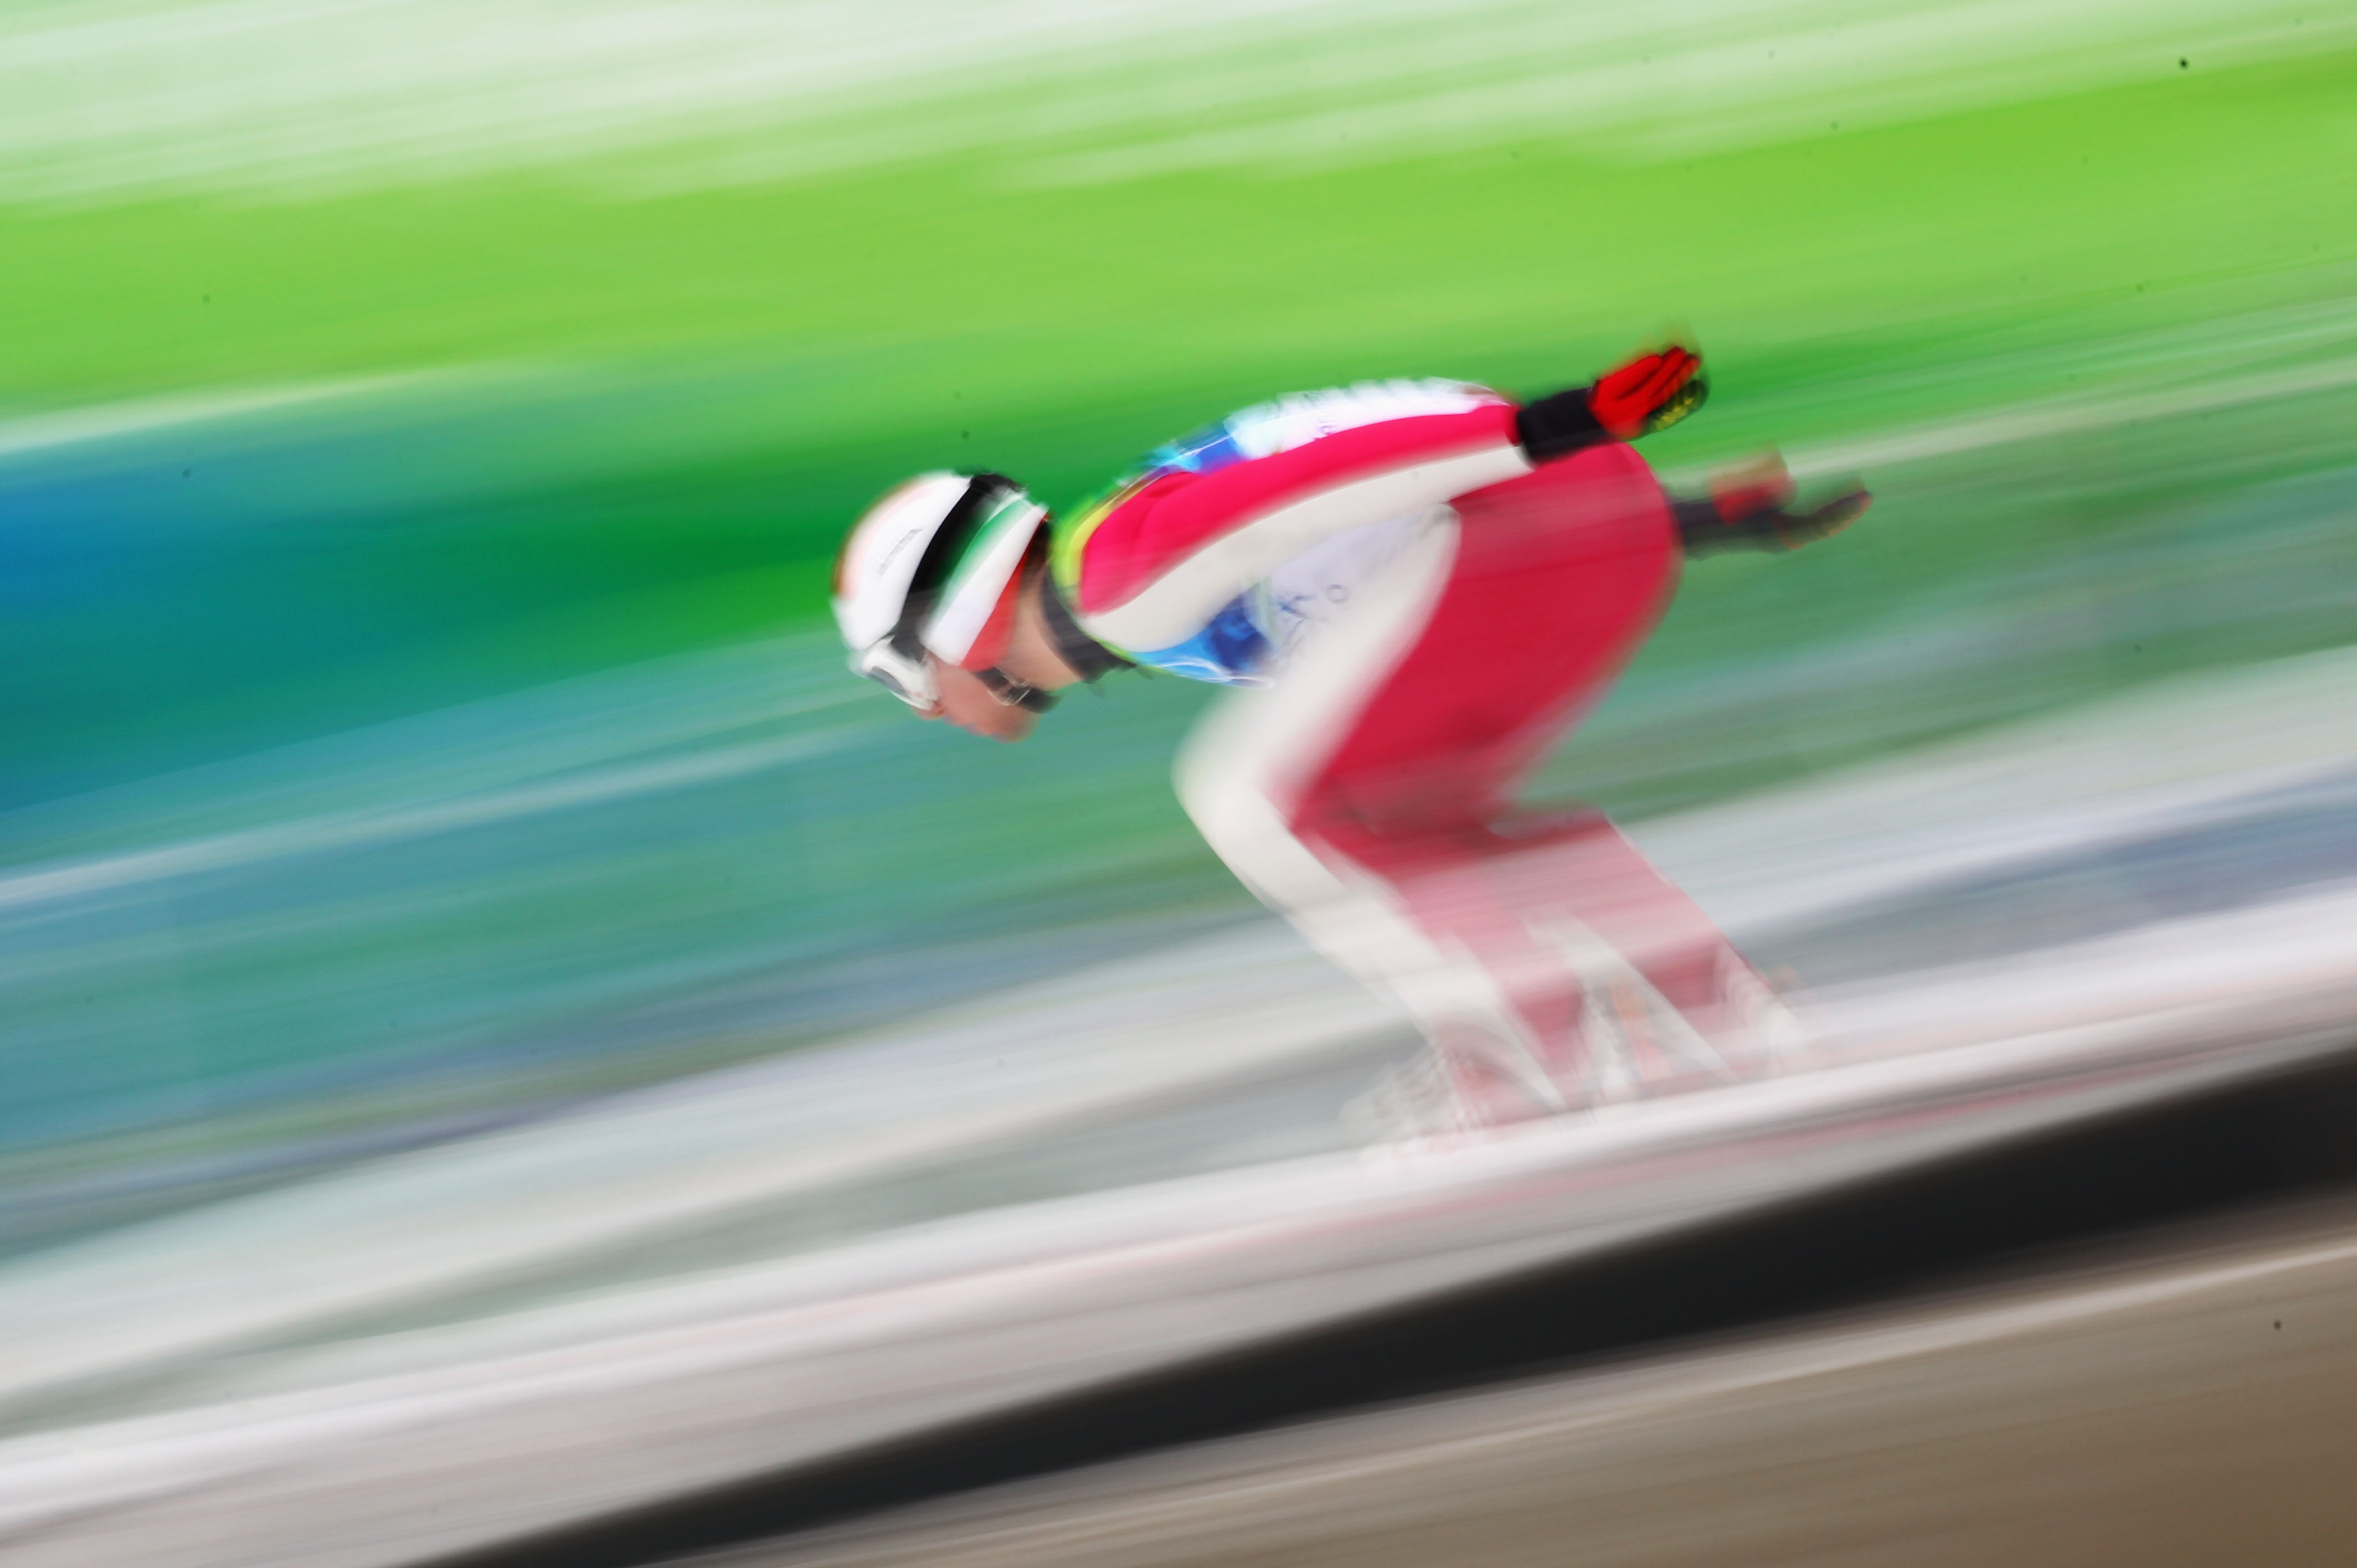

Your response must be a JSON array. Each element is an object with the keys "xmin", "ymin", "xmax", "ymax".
[{"xmin": 1175, "ymin": 752, "xmax": 1282, "ymax": 877}]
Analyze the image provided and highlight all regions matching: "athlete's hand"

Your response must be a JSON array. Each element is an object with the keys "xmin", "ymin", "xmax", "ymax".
[
  {"xmin": 1515, "ymin": 341, "xmax": 1711, "ymax": 461},
  {"xmin": 1588, "ymin": 344, "xmax": 1708, "ymax": 439},
  {"xmin": 1675, "ymin": 455, "xmax": 1872, "ymax": 557},
  {"xmin": 1770, "ymin": 486, "xmax": 1871, "ymax": 549}
]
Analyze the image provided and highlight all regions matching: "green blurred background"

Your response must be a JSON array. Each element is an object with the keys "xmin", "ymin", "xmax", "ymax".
[{"xmin": 2, "ymin": 0, "xmax": 2354, "ymax": 1246}]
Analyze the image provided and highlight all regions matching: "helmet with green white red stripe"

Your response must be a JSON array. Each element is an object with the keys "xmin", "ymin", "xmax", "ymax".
[{"xmin": 832, "ymin": 472, "xmax": 1051, "ymax": 710}]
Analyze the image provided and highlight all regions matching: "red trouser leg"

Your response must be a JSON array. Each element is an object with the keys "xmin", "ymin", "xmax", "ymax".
[
  {"xmin": 1290, "ymin": 445, "xmax": 1681, "ymax": 834},
  {"xmin": 1283, "ymin": 446, "xmax": 1769, "ymax": 1112}
]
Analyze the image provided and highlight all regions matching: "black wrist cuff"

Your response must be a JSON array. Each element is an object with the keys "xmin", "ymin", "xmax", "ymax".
[{"xmin": 1514, "ymin": 388, "xmax": 1610, "ymax": 462}]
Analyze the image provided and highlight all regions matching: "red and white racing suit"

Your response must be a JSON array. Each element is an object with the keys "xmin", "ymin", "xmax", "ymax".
[{"xmin": 1051, "ymin": 380, "xmax": 1788, "ymax": 1127}]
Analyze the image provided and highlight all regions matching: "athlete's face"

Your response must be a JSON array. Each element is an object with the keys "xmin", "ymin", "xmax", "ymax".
[{"xmin": 927, "ymin": 660, "xmax": 1039, "ymax": 742}]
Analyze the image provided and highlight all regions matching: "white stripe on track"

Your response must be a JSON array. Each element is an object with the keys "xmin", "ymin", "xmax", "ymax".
[
  {"xmin": 1772, "ymin": 354, "xmax": 2357, "ymax": 480},
  {"xmin": 0, "ymin": 727, "xmax": 859, "ymax": 911},
  {"xmin": 0, "ymin": 372, "xmax": 459, "ymax": 462}
]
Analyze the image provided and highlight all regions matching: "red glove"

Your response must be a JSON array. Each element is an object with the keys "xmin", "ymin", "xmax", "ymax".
[
  {"xmin": 1515, "ymin": 343, "xmax": 1710, "ymax": 460},
  {"xmin": 1588, "ymin": 345, "xmax": 1708, "ymax": 439}
]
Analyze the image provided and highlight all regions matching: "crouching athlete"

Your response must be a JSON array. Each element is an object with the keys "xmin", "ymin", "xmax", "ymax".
[{"xmin": 830, "ymin": 345, "xmax": 1869, "ymax": 1138}]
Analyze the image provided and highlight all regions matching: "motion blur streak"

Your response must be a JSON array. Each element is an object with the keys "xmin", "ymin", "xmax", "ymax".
[
  {"xmin": 0, "ymin": 372, "xmax": 454, "ymax": 459},
  {"xmin": 3, "ymin": 0, "xmax": 2356, "ymax": 1563},
  {"xmin": 729, "ymin": 1202, "xmax": 2357, "ymax": 1568},
  {"xmin": 0, "ymin": 0, "xmax": 2341, "ymax": 199}
]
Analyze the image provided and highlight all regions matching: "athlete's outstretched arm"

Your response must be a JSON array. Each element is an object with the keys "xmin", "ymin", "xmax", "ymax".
[
  {"xmin": 1517, "ymin": 344, "xmax": 1708, "ymax": 456},
  {"xmin": 1079, "ymin": 398, "xmax": 1526, "ymax": 653},
  {"xmin": 1078, "ymin": 348, "xmax": 1706, "ymax": 656}
]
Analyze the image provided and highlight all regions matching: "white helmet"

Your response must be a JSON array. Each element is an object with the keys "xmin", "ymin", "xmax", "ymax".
[{"xmin": 831, "ymin": 472, "xmax": 1051, "ymax": 711}]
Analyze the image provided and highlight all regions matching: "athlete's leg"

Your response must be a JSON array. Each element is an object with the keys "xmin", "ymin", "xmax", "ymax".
[
  {"xmin": 1178, "ymin": 445, "xmax": 1781, "ymax": 1129},
  {"xmin": 1174, "ymin": 512, "xmax": 1528, "ymax": 1069},
  {"xmin": 1296, "ymin": 446, "xmax": 1774, "ymax": 1113},
  {"xmin": 1284, "ymin": 445, "xmax": 1680, "ymax": 833},
  {"xmin": 1313, "ymin": 811, "xmax": 1785, "ymax": 1116}
]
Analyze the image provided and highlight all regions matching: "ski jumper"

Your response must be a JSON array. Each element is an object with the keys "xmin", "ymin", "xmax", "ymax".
[{"xmin": 1052, "ymin": 381, "xmax": 1785, "ymax": 1123}]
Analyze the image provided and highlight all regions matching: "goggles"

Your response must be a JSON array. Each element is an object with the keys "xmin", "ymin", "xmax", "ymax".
[
  {"xmin": 850, "ymin": 636, "xmax": 1058, "ymax": 715},
  {"xmin": 849, "ymin": 633, "xmax": 939, "ymax": 712}
]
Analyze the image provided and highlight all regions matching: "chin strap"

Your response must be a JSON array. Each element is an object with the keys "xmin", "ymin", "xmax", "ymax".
[
  {"xmin": 1037, "ymin": 568, "xmax": 1134, "ymax": 682},
  {"xmin": 975, "ymin": 666, "xmax": 1058, "ymax": 713}
]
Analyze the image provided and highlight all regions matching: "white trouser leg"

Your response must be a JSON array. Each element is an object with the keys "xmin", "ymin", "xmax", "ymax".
[{"xmin": 1172, "ymin": 514, "xmax": 1555, "ymax": 1101}]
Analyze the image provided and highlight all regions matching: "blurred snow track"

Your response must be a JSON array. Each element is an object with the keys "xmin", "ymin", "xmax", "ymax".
[
  {"xmin": 1, "ymin": 648, "xmax": 2355, "ymax": 1566},
  {"xmin": 742, "ymin": 1197, "xmax": 2357, "ymax": 1568}
]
